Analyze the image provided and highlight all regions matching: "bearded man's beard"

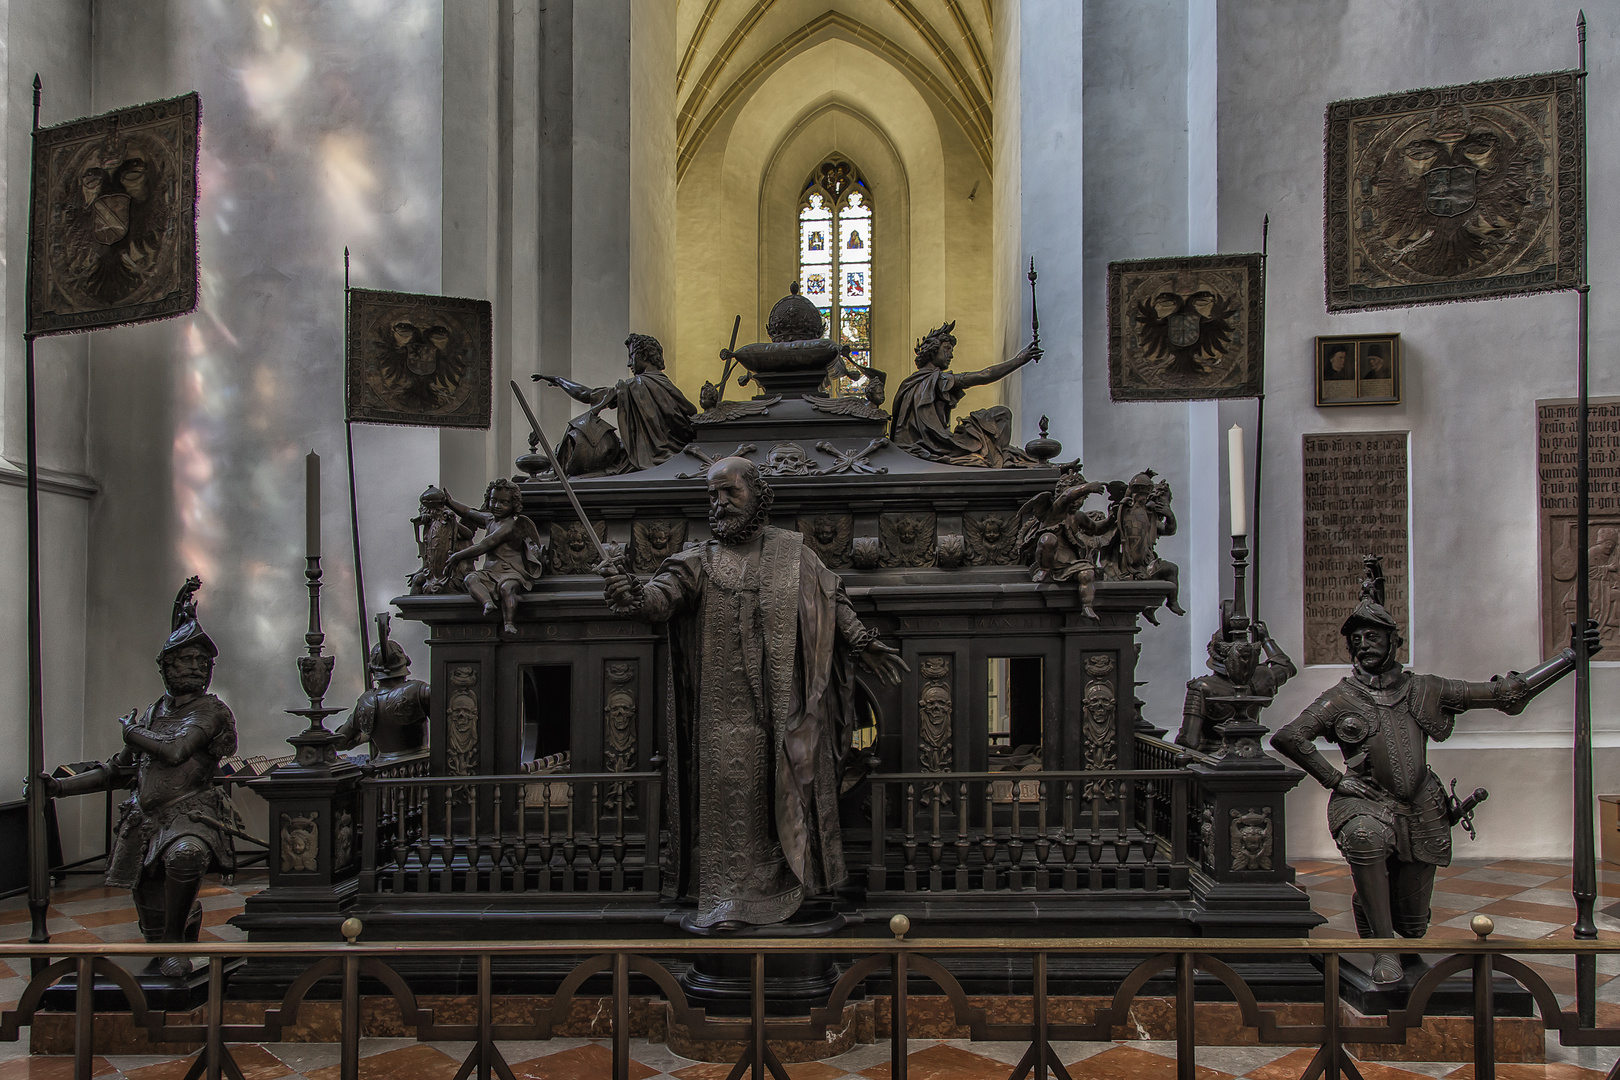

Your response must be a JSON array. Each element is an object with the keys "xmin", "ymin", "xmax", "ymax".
[{"xmin": 710, "ymin": 495, "xmax": 769, "ymax": 544}]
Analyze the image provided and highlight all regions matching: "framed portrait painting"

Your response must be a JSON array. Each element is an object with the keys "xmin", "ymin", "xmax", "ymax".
[{"xmin": 1315, "ymin": 334, "xmax": 1401, "ymax": 406}]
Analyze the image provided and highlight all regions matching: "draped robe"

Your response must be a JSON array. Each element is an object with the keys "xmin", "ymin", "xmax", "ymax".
[{"xmin": 640, "ymin": 526, "xmax": 870, "ymax": 927}]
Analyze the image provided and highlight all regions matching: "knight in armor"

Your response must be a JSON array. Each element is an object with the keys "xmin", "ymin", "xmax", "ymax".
[
  {"xmin": 1098, "ymin": 470, "xmax": 1184, "ymax": 624},
  {"xmin": 1177, "ymin": 615, "xmax": 1296, "ymax": 753},
  {"xmin": 1271, "ymin": 556, "xmax": 1596, "ymax": 985},
  {"xmin": 332, "ymin": 613, "xmax": 430, "ymax": 764},
  {"xmin": 38, "ymin": 578, "xmax": 237, "ymax": 978}
]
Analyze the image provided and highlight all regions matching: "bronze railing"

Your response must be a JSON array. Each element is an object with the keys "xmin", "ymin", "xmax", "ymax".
[
  {"xmin": 1134, "ymin": 733, "xmax": 1214, "ymax": 868},
  {"xmin": 358, "ymin": 771, "xmax": 663, "ymax": 895},
  {"xmin": 5, "ymin": 935, "xmax": 1620, "ymax": 1080},
  {"xmin": 865, "ymin": 769, "xmax": 1194, "ymax": 893}
]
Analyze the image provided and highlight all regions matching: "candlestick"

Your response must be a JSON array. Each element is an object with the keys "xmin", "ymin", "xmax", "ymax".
[
  {"xmin": 305, "ymin": 450, "xmax": 320, "ymax": 557},
  {"xmin": 1228, "ymin": 425, "xmax": 1248, "ymax": 536}
]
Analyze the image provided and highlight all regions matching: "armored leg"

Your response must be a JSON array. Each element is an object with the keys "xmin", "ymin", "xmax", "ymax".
[
  {"xmin": 132, "ymin": 878, "xmax": 166, "ymax": 943},
  {"xmin": 158, "ymin": 837, "xmax": 211, "ymax": 978},
  {"xmin": 1390, "ymin": 860, "xmax": 1437, "ymax": 939},
  {"xmin": 1338, "ymin": 813, "xmax": 1403, "ymax": 984}
]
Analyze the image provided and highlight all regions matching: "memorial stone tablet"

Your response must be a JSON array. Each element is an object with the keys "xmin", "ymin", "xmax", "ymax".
[
  {"xmin": 1537, "ymin": 397, "xmax": 1620, "ymax": 660},
  {"xmin": 1302, "ymin": 432, "xmax": 1410, "ymax": 665}
]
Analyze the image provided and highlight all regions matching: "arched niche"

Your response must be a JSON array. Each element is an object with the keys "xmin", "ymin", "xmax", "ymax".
[{"xmin": 674, "ymin": 32, "xmax": 996, "ymax": 416}]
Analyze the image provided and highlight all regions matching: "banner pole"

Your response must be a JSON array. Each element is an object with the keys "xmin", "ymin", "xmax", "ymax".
[
  {"xmin": 1250, "ymin": 214, "xmax": 1269, "ymax": 625},
  {"xmin": 24, "ymin": 74, "xmax": 49, "ymax": 959},
  {"xmin": 343, "ymin": 249, "xmax": 372, "ymax": 688},
  {"xmin": 1572, "ymin": 8, "xmax": 1597, "ymax": 1027}
]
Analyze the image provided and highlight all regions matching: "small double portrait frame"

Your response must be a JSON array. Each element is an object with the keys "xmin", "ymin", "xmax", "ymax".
[{"xmin": 1314, "ymin": 333, "xmax": 1400, "ymax": 407}]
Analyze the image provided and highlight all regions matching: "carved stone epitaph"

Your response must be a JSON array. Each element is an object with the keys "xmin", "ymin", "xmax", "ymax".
[
  {"xmin": 446, "ymin": 664, "xmax": 479, "ymax": 780},
  {"xmin": 1538, "ymin": 397, "xmax": 1620, "ymax": 659},
  {"xmin": 1302, "ymin": 433, "xmax": 1409, "ymax": 665},
  {"xmin": 603, "ymin": 660, "xmax": 638, "ymax": 811},
  {"xmin": 880, "ymin": 512, "xmax": 937, "ymax": 567}
]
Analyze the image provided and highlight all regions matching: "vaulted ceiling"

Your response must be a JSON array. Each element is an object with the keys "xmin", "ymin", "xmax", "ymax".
[{"xmin": 674, "ymin": 0, "xmax": 994, "ymax": 179}]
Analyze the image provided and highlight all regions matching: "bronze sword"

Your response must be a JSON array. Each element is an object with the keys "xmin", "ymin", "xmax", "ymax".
[{"xmin": 508, "ymin": 381, "xmax": 637, "ymax": 586}]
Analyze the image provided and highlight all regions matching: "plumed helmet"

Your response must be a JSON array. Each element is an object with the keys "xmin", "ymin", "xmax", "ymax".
[
  {"xmin": 1340, "ymin": 553, "xmax": 1401, "ymax": 637},
  {"xmin": 158, "ymin": 576, "xmax": 218, "ymax": 661},
  {"xmin": 368, "ymin": 612, "xmax": 411, "ymax": 679},
  {"xmin": 765, "ymin": 282, "xmax": 826, "ymax": 343}
]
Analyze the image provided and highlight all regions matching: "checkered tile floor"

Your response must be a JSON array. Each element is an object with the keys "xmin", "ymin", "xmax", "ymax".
[{"xmin": 4, "ymin": 860, "xmax": 1620, "ymax": 1079}]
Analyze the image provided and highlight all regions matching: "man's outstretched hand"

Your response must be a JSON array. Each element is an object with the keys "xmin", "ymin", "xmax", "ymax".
[{"xmin": 859, "ymin": 640, "xmax": 909, "ymax": 686}]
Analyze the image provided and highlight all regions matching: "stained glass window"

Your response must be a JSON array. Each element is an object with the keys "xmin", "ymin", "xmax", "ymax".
[{"xmin": 798, "ymin": 158, "xmax": 873, "ymax": 395}]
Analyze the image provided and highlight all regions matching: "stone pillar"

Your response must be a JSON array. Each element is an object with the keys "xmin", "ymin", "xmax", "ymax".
[
  {"xmin": 242, "ymin": 739, "xmax": 363, "ymax": 940},
  {"xmin": 442, "ymin": 0, "xmax": 673, "ymax": 490},
  {"xmin": 1186, "ymin": 747, "xmax": 1321, "ymax": 935}
]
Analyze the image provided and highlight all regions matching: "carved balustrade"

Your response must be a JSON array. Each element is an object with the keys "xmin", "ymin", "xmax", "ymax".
[
  {"xmin": 864, "ymin": 768, "xmax": 1194, "ymax": 895},
  {"xmin": 358, "ymin": 771, "xmax": 662, "ymax": 895}
]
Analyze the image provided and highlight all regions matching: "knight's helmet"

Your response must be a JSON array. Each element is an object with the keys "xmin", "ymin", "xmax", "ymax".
[
  {"xmin": 159, "ymin": 576, "xmax": 218, "ymax": 661},
  {"xmin": 368, "ymin": 612, "xmax": 411, "ymax": 680},
  {"xmin": 1340, "ymin": 553, "xmax": 1401, "ymax": 638}
]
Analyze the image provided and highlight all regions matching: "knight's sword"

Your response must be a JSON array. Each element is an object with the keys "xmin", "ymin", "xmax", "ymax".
[{"xmin": 509, "ymin": 380, "xmax": 629, "ymax": 580}]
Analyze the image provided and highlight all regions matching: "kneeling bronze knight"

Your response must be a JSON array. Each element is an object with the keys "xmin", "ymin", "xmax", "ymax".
[
  {"xmin": 39, "ymin": 579, "xmax": 239, "ymax": 979},
  {"xmin": 1271, "ymin": 557, "xmax": 1594, "ymax": 985}
]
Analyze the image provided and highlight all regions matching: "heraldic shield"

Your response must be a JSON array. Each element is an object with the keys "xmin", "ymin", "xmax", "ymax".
[{"xmin": 29, "ymin": 91, "xmax": 200, "ymax": 336}]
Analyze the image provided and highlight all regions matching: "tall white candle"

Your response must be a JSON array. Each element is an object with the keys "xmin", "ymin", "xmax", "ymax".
[
  {"xmin": 306, "ymin": 450, "xmax": 321, "ymax": 558},
  {"xmin": 1228, "ymin": 425, "xmax": 1248, "ymax": 536}
]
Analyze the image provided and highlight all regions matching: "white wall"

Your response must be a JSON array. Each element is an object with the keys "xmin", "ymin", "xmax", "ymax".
[
  {"xmin": 77, "ymin": 0, "xmax": 443, "ymax": 798},
  {"xmin": 1212, "ymin": 0, "xmax": 1620, "ymax": 858},
  {"xmin": 0, "ymin": 2, "xmax": 94, "ymax": 864}
]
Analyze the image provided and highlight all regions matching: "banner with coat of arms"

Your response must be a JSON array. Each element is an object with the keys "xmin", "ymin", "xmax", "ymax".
[
  {"xmin": 345, "ymin": 288, "xmax": 493, "ymax": 428},
  {"xmin": 29, "ymin": 92, "xmax": 201, "ymax": 336},
  {"xmin": 1106, "ymin": 253, "xmax": 1265, "ymax": 402}
]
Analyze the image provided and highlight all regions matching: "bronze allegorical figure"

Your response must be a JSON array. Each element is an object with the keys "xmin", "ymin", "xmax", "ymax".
[{"xmin": 890, "ymin": 321, "xmax": 1042, "ymax": 468}]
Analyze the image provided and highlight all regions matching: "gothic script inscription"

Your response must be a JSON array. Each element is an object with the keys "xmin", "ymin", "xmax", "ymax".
[
  {"xmin": 1537, "ymin": 397, "xmax": 1620, "ymax": 660},
  {"xmin": 1302, "ymin": 432, "xmax": 1409, "ymax": 665}
]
